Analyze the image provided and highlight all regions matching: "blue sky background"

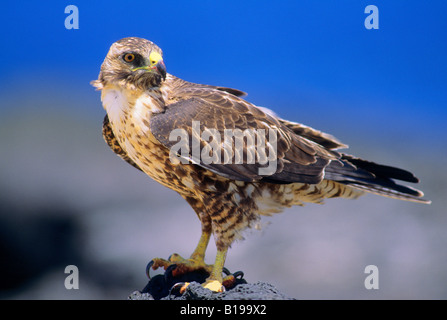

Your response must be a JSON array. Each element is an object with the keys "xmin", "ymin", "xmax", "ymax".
[{"xmin": 1, "ymin": 0, "xmax": 446, "ymax": 146}]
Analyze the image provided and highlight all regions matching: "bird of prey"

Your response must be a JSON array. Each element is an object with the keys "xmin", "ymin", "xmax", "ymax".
[{"xmin": 92, "ymin": 37, "xmax": 429, "ymax": 292}]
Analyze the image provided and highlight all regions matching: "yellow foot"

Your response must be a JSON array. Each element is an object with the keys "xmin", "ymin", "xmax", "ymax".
[
  {"xmin": 202, "ymin": 273, "xmax": 238, "ymax": 292},
  {"xmin": 202, "ymin": 280, "xmax": 225, "ymax": 292},
  {"xmin": 172, "ymin": 280, "xmax": 224, "ymax": 294},
  {"xmin": 147, "ymin": 253, "xmax": 213, "ymax": 278}
]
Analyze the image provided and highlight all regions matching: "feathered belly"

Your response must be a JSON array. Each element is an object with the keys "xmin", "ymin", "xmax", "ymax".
[
  {"xmin": 119, "ymin": 125, "xmax": 196, "ymax": 195},
  {"xmin": 102, "ymin": 86, "xmax": 193, "ymax": 194}
]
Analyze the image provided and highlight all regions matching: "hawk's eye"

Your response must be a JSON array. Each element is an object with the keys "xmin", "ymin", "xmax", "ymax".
[{"xmin": 123, "ymin": 53, "xmax": 136, "ymax": 63}]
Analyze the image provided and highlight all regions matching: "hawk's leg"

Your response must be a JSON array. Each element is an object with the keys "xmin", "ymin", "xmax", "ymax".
[
  {"xmin": 189, "ymin": 210, "xmax": 212, "ymax": 263},
  {"xmin": 147, "ymin": 202, "xmax": 232, "ymax": 292},
  {"xmin": 189, "ymin": 228, "xmax": 211, "ymax": 262},
  {"xmin": 147, "ymin": 207, "xmax": 214, "ymax": 277},
  {"xmin": 148, "ymin": 231, "xmax": 213, "ymax": 277},
  {"xmin": 201, "ymin": 246, "xmax": 228, "ymax": 292}
]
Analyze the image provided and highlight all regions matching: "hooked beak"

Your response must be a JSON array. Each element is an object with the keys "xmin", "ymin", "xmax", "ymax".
[
  {"xmin": 154, "ymin": 60, "xmax": 167, "ymax": 80},
  {"xmin": 132, "ymin": 51, "xmax": 167, "ymax": 81}
]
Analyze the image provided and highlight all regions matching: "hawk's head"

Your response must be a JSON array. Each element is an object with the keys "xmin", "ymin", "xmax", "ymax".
[{"xmin": 92, "ymin": 37, "xmax": 167, "ymax": 90}]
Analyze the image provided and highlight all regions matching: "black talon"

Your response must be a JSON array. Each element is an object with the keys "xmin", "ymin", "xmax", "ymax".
[
  {"xmin": 168, "ymin": 282, "xmax": 188, "ymax": 300},
  {"xmin": 222, "ymin": 267, "xmax": 231, "ymax": 276},
  {"xmin": 222, "ymin": 270, "xmax": 247, "ymax": 290},
  {"xmin": 165, "ymin": 264, "xmax": 178, "ymax": 281},
  {"xmin": 146, "ymin": 260, "xmax": 154, "ymax": 279}
]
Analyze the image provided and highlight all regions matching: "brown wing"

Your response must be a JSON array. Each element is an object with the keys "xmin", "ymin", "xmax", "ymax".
[
  {"xmin": 102, "ymin": 115, "xmax": 143, "ymax": 172},
  {"xmin": 150, "ymin": 83, "xmax": 429, "ymax": 203},
  {"xmin": 150, "ymin": 87, "xmax": 344, "ymax": 184},
  {"xmin": 165, "ymin": 74, "xmax": 247, "ymax": 97},
  {"xmin": 166, "ymin": 76, "xmax": 343, "ymax": 150},
  {"xmin": 279, "ymin": 119, "xmax": 348, "ymax": 150}
]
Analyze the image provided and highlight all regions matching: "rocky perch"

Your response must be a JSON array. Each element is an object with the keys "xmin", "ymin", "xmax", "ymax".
[
  {"xmin": 128, "ymin": 266, "xmax": 295, "ymax": 300},
  {"xmin": 129, "ymin": 281, "xmax": 294, "ymax": 300}
]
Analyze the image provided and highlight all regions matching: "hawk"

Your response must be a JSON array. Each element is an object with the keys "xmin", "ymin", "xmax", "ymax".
[{"xmin": 92, "ymin": 37, "xmax": 429, "ymax": 292}]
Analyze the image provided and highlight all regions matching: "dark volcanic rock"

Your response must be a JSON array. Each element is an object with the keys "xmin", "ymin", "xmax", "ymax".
[{"xmin": 129, "ymin": 281, "xmax": 294, "ymax": 300}]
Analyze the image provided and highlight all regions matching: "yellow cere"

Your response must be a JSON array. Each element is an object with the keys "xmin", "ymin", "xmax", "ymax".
[{"xmin": 149, "ymin": 51, "xmax": 163, "ymax": 66}]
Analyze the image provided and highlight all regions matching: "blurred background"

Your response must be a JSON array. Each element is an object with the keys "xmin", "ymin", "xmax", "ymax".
[{"xmin": 0, "ymin": 0, "xmax": 446, "ymax": 299}]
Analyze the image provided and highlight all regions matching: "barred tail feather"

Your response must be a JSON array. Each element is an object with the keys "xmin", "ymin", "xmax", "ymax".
[
  {"xmin": 346, "ymin": 183, "xmax": 431, "ymax": 204},
  {"xmin": 325, "ymin": 155, "xmax": 431, "ymax": 204}
]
